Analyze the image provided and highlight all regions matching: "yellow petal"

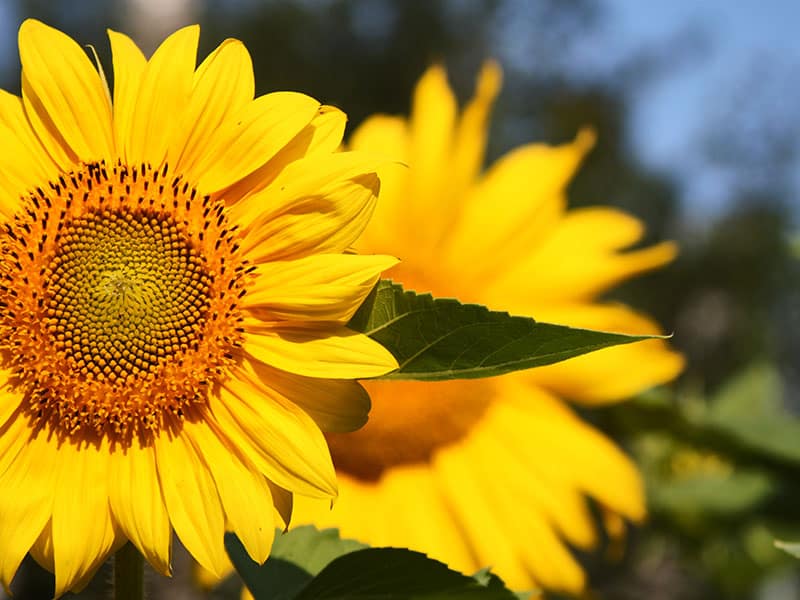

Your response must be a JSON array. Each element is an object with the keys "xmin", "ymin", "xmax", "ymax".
[
  {"xmin": 495, "ymin": 385, "xmax": 646, "ymax": 521},
  {"xmin": 0, "ymin": 409, "xmax": 31, "ymax": 479},
  {"xmin": 244, "ymin": 358, "xmax": 371, "ymax": 432},
  {"xmin": 440, "ymin": 130, "xmax": 595, "ymax": 284},
  {"xmin": 433, "ymin": 445, "xmax": 530, "ymax": 590},
  {"xmin": 19, "ymin": 19, "xmax": 114, "ymax": 164},
  {"xmin": 476, "ymin": 415, "xmax": 597, "ymax": 550},
  {"xmin": 184, "ymin": 419, "xmax": 275, "ymax": 564},
  {"xmin": 450, "ymin": 61, "xmax": 502, "ymax": 202},
  {"xmin": 195, "ymin": 92, "xmax": 319, "ymax": 193},
  {"xmin": 51, "ymin": 441, "xmax": 122, "ymax": 597},
  {"xmin": 155, "ymin": 431, "xmax": 228, "ymax": 578},
  {"xmin": 232, "ymin": 152, "xmax": 385, "ymax": 263},
  {"xmin": 455, "ymin": 434, "xmax": 587, "ymax": 593},
  {"xmin": 108, "ymin": 440, "xmax": 172, "ymax": 576},
  {"xmin": 0, "ymin": 432, "xmax": 56, "ymax": 592},
  {"xmin": 29, "ymin": 519, "xmax": 54, "ymax": 572},
  {"xmin": 489, "ymin": 207, "xmax": 678, "ymax": 303},
  {"xmin": 243, "ymin": 253, "xmax": 398, "ymax": 323},
  {"xmin": 407, "ymin": 65, "xmax": 456, "ymax": 222},
  {"xmin": 243, "ymin": 325, "xmax": 397, "ymax": 379},
  {"xmin": 108, "ymin": 29, "xmax": 146, "ymax": 156},
  {"xmin": 211, "ymin": 379, "xmax": 337, "ymax": 498},
  {"xmin": 220, "ymin": 104, "xmax": 347, "ymax": 205},
  {"xmin": 0, "ymin": 90, "xmax": 60, "ymax": 214},
  {"xmin": 170, "ymin": 39, "xmax": 254, "ymax": 176},
  {"xmin": 372, "ymin": 467, "xmax": 476, "ymax": 573},
  {"xmin": 348, "ymin": 116, "xmax": 410, "ymax": 254},
  {"xmin": 268, "ymin": 481, "xmax": 294, "ymax": 530},
  {"xmin": 521, "ymin": 303, "xmax": 685, "ymax": 404},
  {"xmin": 125, "ymin": 25, "xmax": 199, "ymax": 167}
]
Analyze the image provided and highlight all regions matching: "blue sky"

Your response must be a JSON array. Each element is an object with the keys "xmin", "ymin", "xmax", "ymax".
[{"xmin": 571, "ymin": 0, "xmax": 800, "ymax": 217}]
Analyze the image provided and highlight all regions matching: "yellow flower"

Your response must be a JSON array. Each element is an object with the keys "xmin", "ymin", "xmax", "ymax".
[
  {"xmin": 0, "ymin": 19, "xmax": 397, "ymax": 596},
  {"xmin": 296, "ymin": 63, "xmax": 685, "ymax": 594}
]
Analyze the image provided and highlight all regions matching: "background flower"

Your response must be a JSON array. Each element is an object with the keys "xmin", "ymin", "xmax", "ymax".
[{"xmin": 295, "ymin": 63, "xmax": 684, "ymax": 594}]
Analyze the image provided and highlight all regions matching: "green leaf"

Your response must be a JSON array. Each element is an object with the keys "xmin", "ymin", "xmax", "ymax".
[
  {"xmin": 293, "ymin": 548, "xmax": 519, "ymax": 599},
  {"xmin": 348, "ymin": 280, "xmax": 657, "ymax": 381},
  {"xmin": 226, "ymin": 527, "xmax": 367, "ymax": 600},
  {"xmin": 775, "ymin": 540, "xmax": 800, "ymax": 559},
  {"xmin": 702, "ymin": 363, "xmax": 800, "ymax": 465},
  {"xmin": 228, "ymin": 528, "xmax": 522, "ymax": 600},
  {"xmin": 270, "ymin": 525, "xmax": 368, "ymax": 575},
  {"xmin": 650, "ymin": 470, "xmax": 773, "ymax": 517}
]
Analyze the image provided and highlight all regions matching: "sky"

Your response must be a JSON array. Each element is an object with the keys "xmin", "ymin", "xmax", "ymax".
[{"xmin": 572, "ymin": 0, "xmax": 800, "ymax": 218}]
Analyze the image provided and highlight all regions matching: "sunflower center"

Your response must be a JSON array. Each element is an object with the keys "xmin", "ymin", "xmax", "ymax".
[
  {"xmin": 326, "ymin": 378, "xmax": 492, "ymax": 481},
  {"xmin": 45, "ymin": 209, "xmax": 210, "ymax": 380},
  {"xmin": 0, "ymin": 161, "xmax": 248, "ymax": 441}
]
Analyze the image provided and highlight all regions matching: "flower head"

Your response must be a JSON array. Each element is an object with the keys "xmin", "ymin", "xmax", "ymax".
[
  {"xmin": 0, "ymin": 19, "xmax": 397, "ymax": 595},
  {"xmin": 298, "ymin": 63, "xmax": 684, "ymax": 594}
]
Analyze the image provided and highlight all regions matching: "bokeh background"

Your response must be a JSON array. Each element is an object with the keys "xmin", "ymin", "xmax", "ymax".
[{"xmin": 2, "ymin": 1, "xmax": 799, "ymax": 599}]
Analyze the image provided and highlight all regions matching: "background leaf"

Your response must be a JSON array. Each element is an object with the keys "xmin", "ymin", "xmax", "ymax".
[
  {"xmin": 348, "ymin": 280, "xmax": 657, "ymax": 380},
  {"xmin": 226, "ymin": 527, "xmax": 367, "ymax": 600},
  {"xmin": 227, "ymin": 528, "xmax": 521, "ymax": 600}
]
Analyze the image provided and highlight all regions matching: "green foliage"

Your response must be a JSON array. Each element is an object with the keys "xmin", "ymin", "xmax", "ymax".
[
  {"xmin": 226, "ymin": 527, "xmax": 520, "ymax": 600},
  {"xmin": 600, "ymin": 362, "xmax": 800, "ymax": 597},
  {"xmin": 349, "ymin": 280, "xmax": 656, "ymax": 380}
]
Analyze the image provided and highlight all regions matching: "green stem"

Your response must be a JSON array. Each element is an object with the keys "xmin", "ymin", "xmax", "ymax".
[{"xmin": 113, "ymin": 543, "xmax": 144, "ymax": 600}]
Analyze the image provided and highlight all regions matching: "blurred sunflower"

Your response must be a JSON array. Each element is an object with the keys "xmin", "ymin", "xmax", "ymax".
[
  {"xmin": 0, "ymin": 19, "xmax": 397, "ymax": 596},
  {"xmin": 297, "ymin": 63, "xmax": 685, "ymax": 594}
]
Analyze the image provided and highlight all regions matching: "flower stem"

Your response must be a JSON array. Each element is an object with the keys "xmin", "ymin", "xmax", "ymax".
[{"xmin": 113, "ymin": 543, "xmax": 144, "ymax": 600}]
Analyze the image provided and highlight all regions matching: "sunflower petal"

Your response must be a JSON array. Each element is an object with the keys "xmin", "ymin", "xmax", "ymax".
[
  {"xmin": 125, "ymin": 25, "xmax": 199, "ymax": 167},
  {"xmin": 19, "ymin": 19, "xmax": 114, "ymax": 164},
  {"xmin": 488, "ymin": 207, "xmax": 678, "ymax": 303},
  {"xmin": 440, "ymin": 130, "xmax": 595, "ymax": 281},
  {"xmin": 267, "ymin": 481, "xmax": 294, "ymax": 530},
  {"xmin": 450, "ymin": 61, "xmax": 501, "ymax": 201},
  {"xmin": 0, "ymin": 433, "xmax": 56, "ymax": 592},
  {"xmin": 348, "ymin": 116, "xmax": 410, "ymax": 252},
  {"xmin": 108, "ymin": 29, "xmax": 146, "ymax": 156},
  {"xmin": 243, "ymin": 325, "xmax": 397, "ymax": 379},
  {"xmin": 433, "ymin": 446, "xmax": 530, "ymax": 590},
  {"xmin": 212, "ymin": 376, "xmax": 337, "ymax": 498},
  {"xmin": 0, "ymin": 91, "xmax": 60, "ymax": 216},
  {"xmin": 184, "ymin": 419, "xmax": 275, "ymax": 564},
  {"xmin": 495, "ymin": 387, "xmax": 646, "ymax": 521},
  {"xmin": 233, "ymin": 152, "xmax": 386, "ymax": 262},
  {"xmin": 171, "ymin": 39, "xmax": 254, "ymax": 177},
  {"xmin": 243, "ymin": 254, "xmax": 397, "ymax": 323},
  {"xmin": 455, "ymin": 434, "xmax": 587, "ymax": 593},
  {"xmin": 108, "ymin": 441, "xmax": 172, "ymax": 576},
  {"xmin": 220, "ymin": 104, "xmax": 348, "ymax": 205},
  {"xmin": 244, "ymin": 358, "xmax": 371, "ymax": 432},
  {"xmin": 155, "ymin": 431, "xmax": 227, "ymax": 578},
  {"xmin": 195, "ymin": 92, "xmax": 319, "ymax": 193},
  {"xmin": 51, "ymin": 441, "xmax": 122, "ymax": 596}
]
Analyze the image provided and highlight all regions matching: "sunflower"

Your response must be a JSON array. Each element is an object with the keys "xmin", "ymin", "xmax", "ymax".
[
  {"xmin": 295, "ymin": 63, "xmax": 685, "ymax": 594},
  {"xmin": 0, "ymin": 20, "xmax": 398, "ymax": 596}
]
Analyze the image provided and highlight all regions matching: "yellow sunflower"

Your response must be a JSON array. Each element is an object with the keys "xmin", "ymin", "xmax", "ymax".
[
  {"xmin": 0, "ymin": 20, "xmax": 398, "ymax": 596},
  {"xmin": 296, "ymin": 63, "xmax": 685, "ymax": 594}
]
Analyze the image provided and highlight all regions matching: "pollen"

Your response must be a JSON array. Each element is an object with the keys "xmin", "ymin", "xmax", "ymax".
[{"xmin": 0, "ymin": 161, "xmax": 248, "ymax": 441}]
